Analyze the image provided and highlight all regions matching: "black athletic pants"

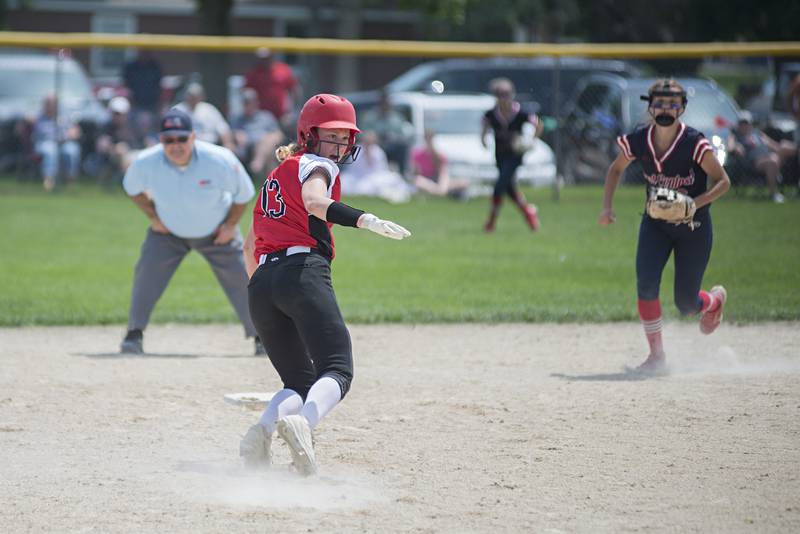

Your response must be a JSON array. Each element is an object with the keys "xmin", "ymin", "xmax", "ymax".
[
  {"xmin": 247, "ymin": 251, "xmax": 353, "ymax": 400},
  {"xmin": 493, "ymin": 153, "xmax": 523, "ymax": 199},
  {"xmin": 636, "ymin": 211, "xmax": 713, "ymax": 315}
]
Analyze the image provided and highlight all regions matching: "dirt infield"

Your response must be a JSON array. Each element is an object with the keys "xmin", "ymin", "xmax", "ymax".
[{"xmin": 1, "ymin": 322, "xmax": 798, "ymax": 533}]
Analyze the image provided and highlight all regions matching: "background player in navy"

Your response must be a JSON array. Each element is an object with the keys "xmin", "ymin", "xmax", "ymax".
[
  {"xmin": 480, "ymin": 78, "xmax": 543, "ymax": 233},
  {"xmin": 239, "ymin": 94, "xmax": 410, "ymax": 475},
  {"xmin": 598, "ymin": 79, "xmax": 731, "ymax": 373}
]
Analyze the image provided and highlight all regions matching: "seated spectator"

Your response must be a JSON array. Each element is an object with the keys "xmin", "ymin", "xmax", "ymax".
[
  {"xmin": 411, "ymin": 129, "xmax": 471, "ymax": 199},
  {"xmin": 727, "ymin": 111, "xmax": 796, "ymax": 203},
  {"xmin": 86, "ymin": 96, "xmax": 149, "ymax": 185},
  {"xmin": 359, "ymin": 89, "xmax": 414, "ymax": 174},
  {"xmin": 231, "ymin": 88, "xmax": 284, "ymax": 176},
  {"xmin": 175, "ymin": 82, "xmax": 235, "ymax": 151},
  {"xmin": 789, "ymin": 73, "xmax": 800, "ymax": 146},
  {"xmin": 33, "ymin": 94, "xmax": 81, "ymax": 191},
  {"xmin": 339, "ymin": 130, "xmax": 412, "ymax": 204}
]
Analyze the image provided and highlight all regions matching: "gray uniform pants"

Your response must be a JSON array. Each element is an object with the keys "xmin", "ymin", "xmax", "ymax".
[{"xmin": 127, "ymin": 228, "xmax": 257, "ymax": 337}]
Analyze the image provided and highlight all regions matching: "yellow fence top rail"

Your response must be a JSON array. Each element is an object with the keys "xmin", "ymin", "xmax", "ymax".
[{"xmin": 0, "ymin": 31, "xmax": 799, "ymax": 58}]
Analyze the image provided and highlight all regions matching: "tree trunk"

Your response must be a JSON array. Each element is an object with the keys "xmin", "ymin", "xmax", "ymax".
[
  {"xmin": 195, "ymin": 0, "xmax": 233, "ymax": 111},
  {"xmin": 335, "ymin": 0, "xmax": 361, "ymax": 93}
]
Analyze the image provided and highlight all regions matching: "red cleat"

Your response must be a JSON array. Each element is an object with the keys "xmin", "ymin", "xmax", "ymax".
[
  {"xmin": 524, "ymin": 204, "xmax": 540, "ymax": 231},
  {"xmin": 700, "ymin": 285, "xmax": 727, "ymax": 335},
  {"xmin": 484, "ymin": 219, "xmax": 495, "ymax": 233}
]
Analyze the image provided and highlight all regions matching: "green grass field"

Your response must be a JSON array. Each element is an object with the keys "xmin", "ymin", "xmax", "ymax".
[{"xmin": 1, "ymin": 179, "xmax": 798, "ymax": 326}]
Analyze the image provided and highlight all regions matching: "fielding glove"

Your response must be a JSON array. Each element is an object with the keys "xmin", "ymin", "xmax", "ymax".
[{"xmin": 646, "ymin": 187, "xmax": 696, "ymax": 223}]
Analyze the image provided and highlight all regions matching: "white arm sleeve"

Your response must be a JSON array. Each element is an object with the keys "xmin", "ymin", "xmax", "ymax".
[{"xmin": 298, "ymin": 154, "xmax": 340, "ymax": 197}]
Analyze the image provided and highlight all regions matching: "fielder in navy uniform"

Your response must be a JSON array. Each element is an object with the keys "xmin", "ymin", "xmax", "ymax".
[
  {"xmin": 239, "ymin": 94, "xmax": 410, "ymax": 475},
  {"xmin": 598, "ymin": 79, "xmax": 731, "ymax": 373},
  {"xmin": 480, "ymin": 77, "xmax": 543, "ymax": 233}
]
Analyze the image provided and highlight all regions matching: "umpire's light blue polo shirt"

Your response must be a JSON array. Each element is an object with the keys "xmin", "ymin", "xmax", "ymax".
[{"xmin": 123, "ymin": 140, "xmax": 255, "ymax": 238}]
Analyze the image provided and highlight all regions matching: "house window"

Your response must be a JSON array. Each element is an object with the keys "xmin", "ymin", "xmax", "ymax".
[{"xmin": 90, "ymin": 13, "xmax": 137, "ymax": 79}]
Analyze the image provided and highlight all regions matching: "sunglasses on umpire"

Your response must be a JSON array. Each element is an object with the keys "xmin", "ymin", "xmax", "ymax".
[{"xmin": 162, "ymin": 135, "xmax": 189, "ymax": 145}]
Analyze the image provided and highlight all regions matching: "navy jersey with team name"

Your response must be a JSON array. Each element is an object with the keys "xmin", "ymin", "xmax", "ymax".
[
  {"xmin": 616, "ymin": 122, "xmax": 714, "ymax": 215},
  {"xmin": 482, "ymin": 103, "xmax": 539, "ymax": 160}
]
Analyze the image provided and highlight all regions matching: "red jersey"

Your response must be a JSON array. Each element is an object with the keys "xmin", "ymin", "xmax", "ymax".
[{"xmin": 252, "ymin": 152, "xmax": 341, "ymax": 261}]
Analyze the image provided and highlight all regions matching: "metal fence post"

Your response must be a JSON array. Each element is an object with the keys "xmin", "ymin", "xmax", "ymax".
[
  {"xmin": 552, "ymin": 55, "xmax": 562, "ymax": 202},
  {"xmin": 54, "ymin": 48, "xmax": 65, "ymax": 184}
]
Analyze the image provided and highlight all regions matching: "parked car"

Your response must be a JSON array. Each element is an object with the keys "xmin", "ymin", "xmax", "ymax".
[
  {"xmin": 0, "ymin": 49, "xmax": 108, "ymax": 173},
  {"xmin": 346, "ymin": 57, "xmax": 646, "ymax": 120},
  {"xmin": 386, "ymin": 91, "xmax": 556, "ymax": 186},
  {"xmin": 560, "ymin": 75, "xmax": 740, "ymax": 183},
  {"xmin": 745, "ymin": 61, "xmax": 800, "ymax": 142}
]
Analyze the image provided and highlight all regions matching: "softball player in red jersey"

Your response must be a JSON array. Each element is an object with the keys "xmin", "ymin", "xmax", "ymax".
[
  {"xmin": 599, "ymin": 79, "xmax": 730, "ymax": 374},
  {"xmin": 239, "ymin": 94, "xmax": 410, "ymax": 475}
]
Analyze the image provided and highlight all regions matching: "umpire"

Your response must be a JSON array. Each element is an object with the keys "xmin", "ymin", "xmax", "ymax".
[{"xmin": 120, "ymin": 109, "xmax": 262, "ymax": 355}]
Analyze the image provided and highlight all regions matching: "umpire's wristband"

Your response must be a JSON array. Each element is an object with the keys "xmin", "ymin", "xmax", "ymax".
[{"xmin": 326, "ymin": 201, "xmax": 365, "ymax": 227}]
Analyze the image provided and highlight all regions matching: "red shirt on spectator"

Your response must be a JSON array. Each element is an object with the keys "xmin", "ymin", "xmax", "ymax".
[{"xmin": 245, "ymin": 60, "xmax": 298, "ymax": 120}]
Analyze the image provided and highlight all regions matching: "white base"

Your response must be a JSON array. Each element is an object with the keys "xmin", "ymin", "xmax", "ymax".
[{"xmin": 223, "ymin": 392, "xmax": 274, "ymax": 410}]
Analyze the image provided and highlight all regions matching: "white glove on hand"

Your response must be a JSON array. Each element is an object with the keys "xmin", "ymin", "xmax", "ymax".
[{"xmin": 359, "ymin": 213, "xmax": 411, "ymax": 240}]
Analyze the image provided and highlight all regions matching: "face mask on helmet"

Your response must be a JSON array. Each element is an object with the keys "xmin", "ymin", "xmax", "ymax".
[
  {"xmin": 641, "ymin": 84, "xmax": 687, "ymax": 127},
  {"xmin": 317, "ymin": 136, "xmax": 361, "ymax": 164},
  {"xmin": 654, "ymin": 114, "xmax": 677, "ymax": 126},
  {"xmin": 302, "ymin": 127, "xmax": 361, "ymax": 164},
  {"xmin": 337, "ymin": 143, "xmax": 361, "ymax": 164}
]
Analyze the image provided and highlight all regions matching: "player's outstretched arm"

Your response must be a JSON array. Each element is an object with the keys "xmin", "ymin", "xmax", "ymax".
[
  {"xmin": 598, "ymin": 152, "xmax": 631, "ymax": 225},
  {"xmin": 356, "ymin": 213, "xmax": 411, "ymax": 240},
  {"xmin": 302, "ymin": 172, "xmax": 411, "ymax": 240}
]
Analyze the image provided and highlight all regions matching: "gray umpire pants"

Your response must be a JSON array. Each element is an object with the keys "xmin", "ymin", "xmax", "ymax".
[{"xmin": 127, "ymin": 227, "xmax": 257, "ymax": 337}]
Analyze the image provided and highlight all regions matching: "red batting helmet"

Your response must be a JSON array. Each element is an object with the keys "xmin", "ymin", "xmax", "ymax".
[{"xmin": 296, "ymin": 94, "xmax": 360, "ymax": 150}]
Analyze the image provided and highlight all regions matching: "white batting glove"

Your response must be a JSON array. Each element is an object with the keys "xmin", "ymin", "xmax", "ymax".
[{"xmin": 359, "ymin": 213, "xmax": 411, "ymax": 240}]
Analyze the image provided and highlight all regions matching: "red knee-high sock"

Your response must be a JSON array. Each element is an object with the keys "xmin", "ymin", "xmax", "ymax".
[
  {"xmin": 698, "ymin": 290, "xmax": 719, "ymax": 313},
  {"xmin": 512, "ymin": 189, "xmax": 529, "ymax": 212},
  {"xmin": 637, "ymin": 298, "xmax": 664, "ymax": 356},
  {"xmin": 486, "ymin": 196, "xmax": 502, "ymax": 227}
]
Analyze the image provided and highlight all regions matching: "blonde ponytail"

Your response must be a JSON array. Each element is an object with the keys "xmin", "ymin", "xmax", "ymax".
[{"xmin": 276, "ymin": 142, "xmax": 302, "ymax": 162}]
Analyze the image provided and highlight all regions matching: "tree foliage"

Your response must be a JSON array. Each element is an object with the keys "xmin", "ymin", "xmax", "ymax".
[
  {"xmin": 401, "ymin": 0, "xmax": 580, "ymax": 42},
  {"xmin": 195, "ymin": 0, "xmax": 234, "ymax": 36},
  {"xmin": 575, "ymin": 0, "xmax": 800, "ymax": 43},
  {"xmin": 401, "ymin": 0, "xmax": 800, "ymax": 43}
]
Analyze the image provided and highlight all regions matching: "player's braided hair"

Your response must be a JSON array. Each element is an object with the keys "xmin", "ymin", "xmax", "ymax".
[{"xmin": 276, "ymin": 142, "xmax": 302, "ymax": 162}]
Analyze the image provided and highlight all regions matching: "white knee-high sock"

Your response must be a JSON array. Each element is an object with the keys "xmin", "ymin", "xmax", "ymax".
[
  {"xmin": 301, "ymin": 376, "xmax": 342, "ymax": 430},
  {"xmin": 258, "ymin": 388, "xmax": 303, "ymax": 433}
]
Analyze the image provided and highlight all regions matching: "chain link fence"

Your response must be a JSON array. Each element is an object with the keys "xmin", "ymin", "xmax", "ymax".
[
  {"xmin": 557, "ymin": 61, "xmax": 799, "ymax": 202},
  {"xmin": 0, "ymin": 38, "xmax": 797, "ymax": 198}
]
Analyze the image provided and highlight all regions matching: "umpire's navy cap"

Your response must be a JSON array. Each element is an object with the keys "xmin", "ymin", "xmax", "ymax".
[{"xmin": 160, "ymin": 108, "xmax": 193, "ymax": 135}]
